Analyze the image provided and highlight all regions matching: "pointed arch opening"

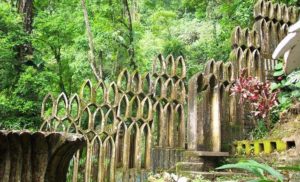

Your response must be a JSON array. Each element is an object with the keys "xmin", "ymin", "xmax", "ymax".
[
  {"xmin": 41, "ymin": 93, "xmax": 55, "ymax": 121},
  {"xmin": 131, "ymin": 72, "xmax": 142, "ymax": 93},
  {"xmin": 117, "ymin": 95, "xmax": 129, "ymax": 119},
  {"xmin": 175, "ymin": 56, "xmax": 186, "ymax": 78},
  {"xmin": 165, "ymin": 78, "xmax": 174, "ymax": 100},
  {"xmin": 105, "ymin": 109, "xmax": 115, "ymax": 125},
  {"xmin": 117, "ymin": 69, "xmax": 130, "ymax": 92},
  {"xmin": 93, "ymin": 108, "xmax": 104, "ymax": 131},
  {"xmin": 142, "ymin": 73, "xmax": 152, "ymax": 94},
  {"xmin": 80, "ymin": 80, "xmax": 93, "ymax": 104},
  {"xmin": 165, "ymin": 55, "xmax": 175, "ymax": 77},
  {"xmin": 80, "ymin": 107, "xmax": 91, "ymax": 131},
  {"xmin": 152, "ymin": 102, "xmax": 162, "ymax": 146},
  {"xmin": 90, "ymin": 137, "xmax": 102, "ymax": 182},
  {"xmin": 102, "ymin": 137, "xmax": 115, "ymax": 182},
  {"xmin": 130, "ymin": 96, "xmax": 140, "ymax": 118},
  {"xmin": 56, "ymin": 93, "xmax": 68, "ymax": 120},
  {"xmin": 106, "ymin": 83, "xmax": 118, "ymax": 106},
  {"xmin": 69, "ymin": 94, "xmax": 80, "ymax": 121},
  {"xmin": 164, "ymin": 104, "xmax": 173, "ymax": 147},
  {"xmin": 95, "ymin": 81, "xmax": 106, "ymax": 105},
  {"xmin": 154, "ymin": 77, "xmax": 165, "ymax": 98},
  {"xmin": 174, "ymin": 104, "xmax": 185, "ymax": 148},
  {"xmin": 128, "ymin": 123, "xmax": 138, "ymax": 169},
  {"xmin": 152, "ymin": 54, "xmax": 166, "ymax": 76},
  {"xmin": 140, "ymin": 124, "xmax": 151, "ymax": 169},
  {"xmin": 116, "ymin": 122, "xmax": 126, "ymax": 168}
]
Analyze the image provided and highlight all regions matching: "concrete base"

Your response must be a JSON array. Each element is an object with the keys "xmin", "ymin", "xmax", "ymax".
[
  {"xmin": 176, "ymin": 151, "xmax": 229, "ymax": 174},
  {"xmin": 176, "ymin": 162, "xmax": 204, "ymax": 172},
  {"xmin": 182, "ymin": 171, "xmax": 249, "ymax": 180}
]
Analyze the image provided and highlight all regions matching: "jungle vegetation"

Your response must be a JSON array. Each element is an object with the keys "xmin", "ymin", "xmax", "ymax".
[{"xmin": 0, "ymin": 0, "xmax": 298, "ymax": 129}]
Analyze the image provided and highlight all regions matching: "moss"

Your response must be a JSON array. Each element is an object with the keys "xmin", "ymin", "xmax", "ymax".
[
  {"xmin": 175, "ymin": 162, "xmax": 185, "ymax": 174},
  {"xmin": 267, "ymin": 115, "xmax": 300, "ymax": 139},
  {"xmin": 175, "ymin": 163, "xmax": 193, "ymax": 178}
]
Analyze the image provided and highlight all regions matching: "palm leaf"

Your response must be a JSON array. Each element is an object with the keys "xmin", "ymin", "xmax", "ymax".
[
  {"xmin": 246, "ymin": 160, "xmax": 283, "ymax": 182},
  {"xmin": 216, "ymin": 161, "xmax": 265, "ymax": 179},
  {"xmin": 216, "ymin": 160, "xmax": 284, "ymax": 182}
]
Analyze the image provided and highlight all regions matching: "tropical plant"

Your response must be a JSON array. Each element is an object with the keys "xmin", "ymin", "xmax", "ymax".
[
  {"xmin": 271, "ymin": 63, "xmax": 300, "ymax": 112},
  {"xmin": 231, "ymin": 69, "xmax": 278, "ymax": 128},
  {"xmin": 249, "ymin": 120, "xmax": 268, "ymax": 139},
  {"xmin": 216, "ymin": 160, "xmax": 284, "ymax": 182},
  {"xmin": 1, "ymin": 0, "xmax": 299, "ymax": 130}
]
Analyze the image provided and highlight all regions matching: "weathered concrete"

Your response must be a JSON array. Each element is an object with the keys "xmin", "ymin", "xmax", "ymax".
[
  {"xmin": 36, "ymin": 1, "xmax": 296, "ymax": 181},
  {"xmin": 0, "ymin": 131, "xmax": 84, "ymax": 182}
]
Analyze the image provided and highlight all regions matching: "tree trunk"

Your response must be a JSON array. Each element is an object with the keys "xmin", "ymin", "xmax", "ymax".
[
  {"xmin": 18, "ymin": 0, "xmax": 34, "ymax": 34},
  {"xmin": 16, "ymin": 0, "xmax": 34, "ymax": 65},
  {"xmin": 52, "ymin": 47, "xmax": 67, "ymax": 94},
  {"xmin": 108, "ymin": 0, "xmax": 115, "ymax": 22},
  {"xmin": 81, "ymin": 0, "xmax": 103, "ymax": 81},
  {"xmin": 123, "ymin": 0, "xmax": 137, "ymax": 70}
]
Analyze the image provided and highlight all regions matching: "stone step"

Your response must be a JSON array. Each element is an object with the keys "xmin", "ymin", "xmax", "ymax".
[
  {"xmin": 176, "ymin": 162, "xmax": 204, "ymax": 172},
  {"xmin": 177, "ymin": 171, "xmax": 249, "ymax": 181}
]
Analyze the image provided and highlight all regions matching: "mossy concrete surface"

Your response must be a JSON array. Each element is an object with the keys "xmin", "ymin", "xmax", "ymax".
[{"xmin": 234, "ymin": 139, "xmax": 287, "ymax": 156}]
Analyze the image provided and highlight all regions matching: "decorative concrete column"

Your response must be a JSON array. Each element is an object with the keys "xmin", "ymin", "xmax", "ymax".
[
  {"xmin": 0, "ymin": 131, "xmax": 85, "ymax": 182},
  {"xmin": 211, "ymin": 86, "xmax": 221, "ymax": 152},
  {"xmin": 187, "ymin": 73, "xmax": 203, "ymax": 150}
]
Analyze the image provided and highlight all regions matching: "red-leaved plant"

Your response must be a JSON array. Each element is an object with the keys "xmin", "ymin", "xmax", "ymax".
[{"xmin": 231, "ymin": 69, "xmax": 278, "ymax": 123}]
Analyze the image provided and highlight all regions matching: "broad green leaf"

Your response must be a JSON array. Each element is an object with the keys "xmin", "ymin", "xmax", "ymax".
[
  {"xmin": 246, "ymin": 160, "xmax": 283, "ymax": 182},
  {"xmin": 278, "ymin": 95, "xmax": 291, "ymax": 105},
  {"xmin": 295, "ymin": 82, "xmax": 300, "ymax": 88},
  {"xmin": 291, "ymin": 90, "xmax": 300, "ymax": 97},
  {"xmin": 270, "ymin": 83, "xmax": 281, "ymax": 91},
  {"xmin": 217, "ymin": 160, "xmax": 283, "ymax": 182},
  {"xmin": 274, "ymin": 63, "xmax": 283, "ymax": 70},
  {"xmin": 273, "ymin": 70, "xmax": 285, "ymax": 77},
  {"xmin": 248, "ymin": 179, "xmax": 273, "ymax": 182},
  {"xmin": 217, "ymin": 162, "xmax": 265, "ymax": 179}
]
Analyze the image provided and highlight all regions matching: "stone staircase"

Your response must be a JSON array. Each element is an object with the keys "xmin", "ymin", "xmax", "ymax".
[
  {"xmin": 172, "ymin": 151, "xmax": 251, "ymax": 180},
  {"xmin": 175, "ymin": 151, "xmax": 229, "ymax": 177}
]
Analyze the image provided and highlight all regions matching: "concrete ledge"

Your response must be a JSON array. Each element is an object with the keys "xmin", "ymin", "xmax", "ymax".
[
  {"xmin": 184, "ymin": 151, "xmax": 230, "ymax": 157},
  {"xmin": 176, "ymin": 162, "xmax": 204, "ymax": 172},
  {"xmin": 179, "ymin": 171, "xmax": 250, "ymax": 180}
]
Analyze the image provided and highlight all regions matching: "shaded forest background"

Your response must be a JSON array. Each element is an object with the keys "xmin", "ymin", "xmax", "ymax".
[{"xmin": 0, "ymin": 0, "xmax": 298, "ymax": 129}]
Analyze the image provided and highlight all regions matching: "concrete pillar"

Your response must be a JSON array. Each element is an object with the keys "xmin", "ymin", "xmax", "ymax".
[{"xmin": 211, "ymin": 86, "xmax": 221, "ymax": 152}]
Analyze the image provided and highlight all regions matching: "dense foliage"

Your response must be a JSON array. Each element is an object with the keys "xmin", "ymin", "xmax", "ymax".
[
  {"xmin": 272, "ymin": 63, "xmax": 300, "ymax": 111},
  {"xmin": 0, "ymin": 0, "xmax": 298, "ymax": 130}
]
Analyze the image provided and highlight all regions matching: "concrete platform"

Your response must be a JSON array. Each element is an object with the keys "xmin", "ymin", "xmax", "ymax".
[{"xmin": 176, "ymin": 162, "xmax": 204, "ymax": 171}]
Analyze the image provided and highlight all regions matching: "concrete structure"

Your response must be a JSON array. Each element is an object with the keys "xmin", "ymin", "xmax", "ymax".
[
  {"xmin": 273, "ymin": 20, "xmax": 300, "ymax": 74},
  {"xmin": 0, "ymin": 131, "xmax": 84, "ymax": 182},
  {"xmin": 37, "ymin": 0, "xmax": 299, "ymax": 181}
]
